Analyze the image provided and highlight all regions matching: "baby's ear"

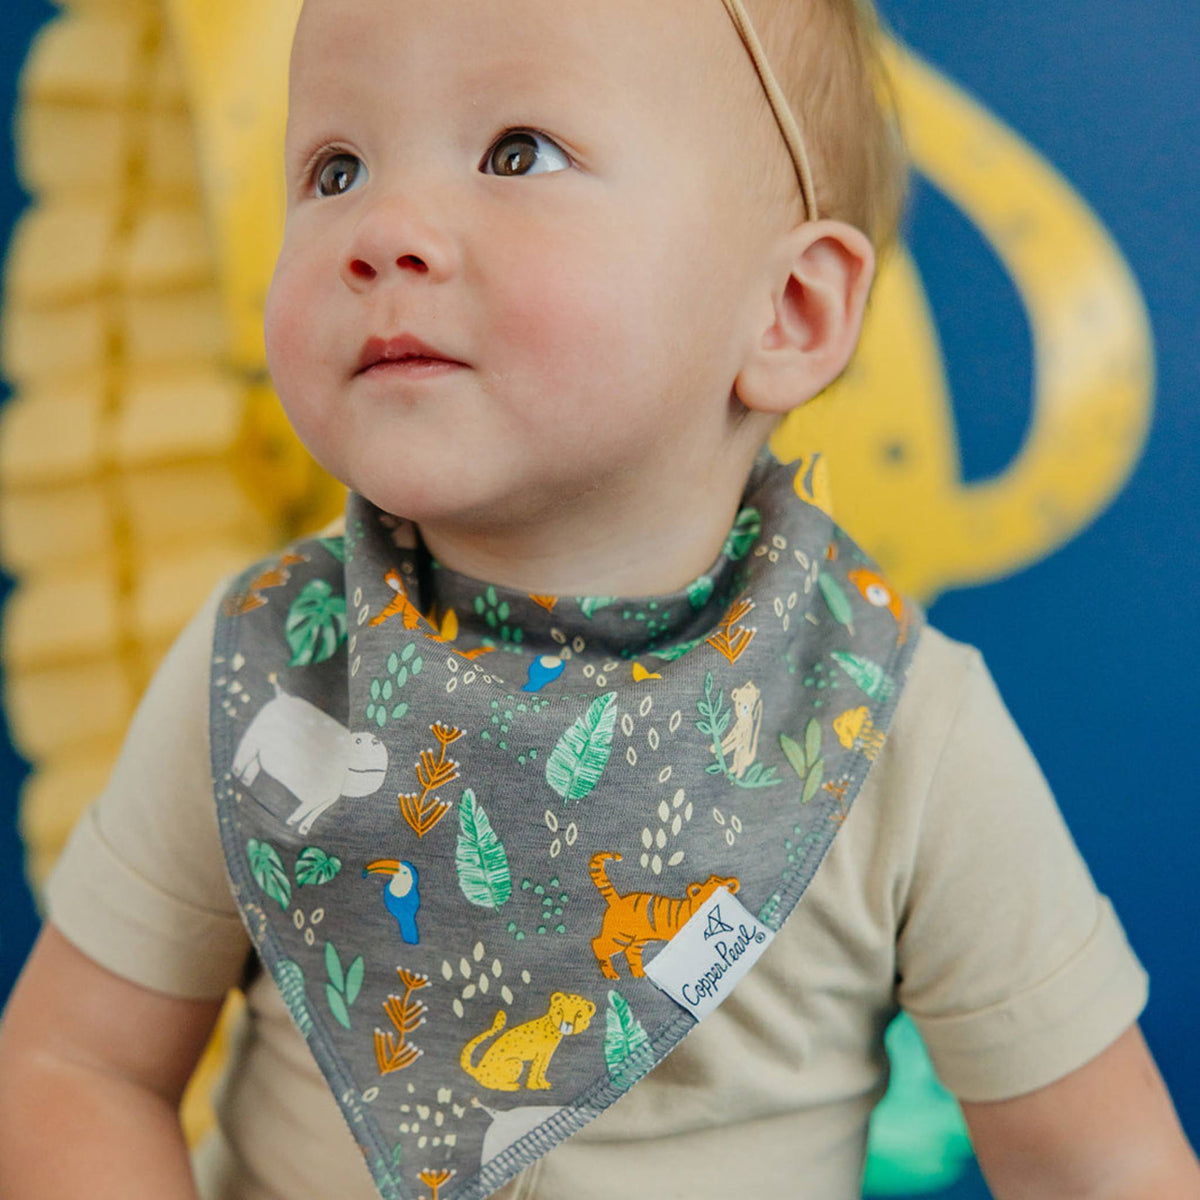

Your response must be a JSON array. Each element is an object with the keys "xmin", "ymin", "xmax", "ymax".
[{"xmin": 734, "ymin": 220, "xmax": 875, "ymax": 416}]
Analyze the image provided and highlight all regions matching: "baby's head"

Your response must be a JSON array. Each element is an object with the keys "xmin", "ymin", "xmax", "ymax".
[{"xmin": 264, "ymin": 0, "xmax": 904, "ymax": 591}]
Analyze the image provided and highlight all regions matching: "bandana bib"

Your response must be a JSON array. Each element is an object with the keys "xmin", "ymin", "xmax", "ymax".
[{"xmin": 209, "ymin": 451, "xmax": 921, "ymax": 1200}]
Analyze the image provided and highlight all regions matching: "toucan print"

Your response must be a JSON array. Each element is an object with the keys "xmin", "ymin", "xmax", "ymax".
[{"xmin": 363, "ymin": 858, "xmax": 422, "ymax": 944}]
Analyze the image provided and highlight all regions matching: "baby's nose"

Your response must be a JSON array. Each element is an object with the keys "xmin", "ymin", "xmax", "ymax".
[{"xmin": 341, "ymin": 195, "xmax": 459, "ymax": 289}]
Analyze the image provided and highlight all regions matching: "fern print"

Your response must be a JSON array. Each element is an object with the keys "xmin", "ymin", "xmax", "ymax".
[
  {"xmin": 274, "ymin": 959, "xmax": 314, "ymax": 1038},
  {"xmin": 456, "ymin": 789, "xmax": 513, "ymax": 910},
  {"xmin": 545, "ymin": 693, "xmax": 618, "ymax": 802}
]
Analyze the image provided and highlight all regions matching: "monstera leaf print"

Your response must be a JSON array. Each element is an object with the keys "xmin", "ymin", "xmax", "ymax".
[{"xmin": 285, "ymin": 579, "xmax": 348, "ymax": 667}]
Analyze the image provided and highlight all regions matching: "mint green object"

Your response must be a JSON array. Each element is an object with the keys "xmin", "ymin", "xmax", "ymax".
[{"xmin": 863, "ymin": 1013, "xmax": 975, "ymax": 1195}]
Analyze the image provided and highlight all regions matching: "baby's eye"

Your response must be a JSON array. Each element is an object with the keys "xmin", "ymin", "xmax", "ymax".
[
  {"xmin": 482, "ymin": 130, "xmax": 571, "ymax": 178},
  {"xmin": 315, "ymin": 153, "xmax": 367, "ymax": 197}
]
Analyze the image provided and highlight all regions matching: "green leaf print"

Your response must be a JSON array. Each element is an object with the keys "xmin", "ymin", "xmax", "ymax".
[
  {"xmin": 318, "ymin": 536, "xmax": 347, "ymax": 563},
  {"xmin": 832, "ymin": 651, "xmax": 895, "ymax": 702},
  {"xmin": 345, "ymin": 955, "xmax": 365, "ymax": 1006},
  {"xmin": 326, "ymin": 984, "xmax": 352, "ymax": 1030},
  {"xmin": 802, "ymin": 761, "xmax": 824, "ymax": 805},
  {"xmin": 285, "ymin": 579, "xmax": 348, "ymax": 667},
  {"xmin": 578, "ymin": 596, "xmax": 618, "ymax": 620},
  {"xmin": 804, "ymin": 718, "xmax": 822, "ymax": 773},
  {"xmin": 247, "ymin": 839, "xmax": 291, "ymax": 910},
  {"xmin": 325, "ymin": 941, "xmax": 345, "ymax": 993},
  {"xmin": 604, "ymin": 990, "xmax": 650, "ymax": 1083},
  {"xmin": 686, "ymin": 575, "xmax": 715, "ymax": 611},
  {"xmin": 296, "ymin": 846, "xmax": 342, "ymax": 886},
  {"xmin": 545, "ymin": 693, "xmax": 618, "ymax": 802},
  {"xmin": 456, "ymin": 789, "xmax": 513, "ymax": 909},
  {"xmin": 722, "ymin": 507, "xmax": 762, "ymax": 561},
  {"xmin": 779, "ymin": 733, "xmax": 807, "ymax": 778},
  {"xmin": 817, "ymin": 572, "xmax": 855, "ymax": 634},
  {"xmin": 273, "ymin": 960, "xmax": 313, "ymax": 1037}
]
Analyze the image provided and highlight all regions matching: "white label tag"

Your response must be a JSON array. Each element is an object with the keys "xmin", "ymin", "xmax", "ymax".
[{"xmin": 642, "ymin": 887, "xmax": 774, "ymax": 1021}]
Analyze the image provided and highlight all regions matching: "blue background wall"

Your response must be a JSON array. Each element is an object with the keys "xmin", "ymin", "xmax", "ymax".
[{"xmin": 0, "ymin": 3, "xmax": 1196, "ymax": 1196}]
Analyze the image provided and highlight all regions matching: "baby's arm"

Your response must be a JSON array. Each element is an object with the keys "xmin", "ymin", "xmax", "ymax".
[
  {"xmin": 0, "ymin": 922, "xmax": 224, "ymax": 1199},
  {"xmin": 962, "ymin": 1022, "xmax": 1200, "ymax": 1198}
]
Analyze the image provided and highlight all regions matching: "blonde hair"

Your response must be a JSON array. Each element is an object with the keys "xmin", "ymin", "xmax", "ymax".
[{"xmin": 742, "ymin": 0, "xmax": 908, "ymax": 250}]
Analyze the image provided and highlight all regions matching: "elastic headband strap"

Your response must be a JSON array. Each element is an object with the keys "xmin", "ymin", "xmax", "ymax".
[{"xmin": 719, "ymin": 0, "xmax": 820, "ymax": 222}]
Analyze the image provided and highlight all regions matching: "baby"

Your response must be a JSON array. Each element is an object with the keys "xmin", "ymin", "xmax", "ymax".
[{"xmin": 1, "ymin": 1, "xmax": 1198, "ymax": 1199}]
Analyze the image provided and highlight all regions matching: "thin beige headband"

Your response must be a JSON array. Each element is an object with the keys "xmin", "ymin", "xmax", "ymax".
[{"xmin": 719, "ymin": 0, "xmax": 820, "ymax": 221}]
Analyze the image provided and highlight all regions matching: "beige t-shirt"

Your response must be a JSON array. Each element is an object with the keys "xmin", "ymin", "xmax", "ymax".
[{"xmin": 44, "ymin": 580, "xmax": 1148, "ymax": 1200}]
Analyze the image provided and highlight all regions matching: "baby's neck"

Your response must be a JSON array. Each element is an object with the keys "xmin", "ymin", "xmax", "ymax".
[{"xmin": 416, "ymin": 455, "xmax": 757, "ymax": 600}]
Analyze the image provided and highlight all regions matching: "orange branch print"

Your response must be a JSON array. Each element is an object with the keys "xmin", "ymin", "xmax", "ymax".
[
  {"xmin": 374, "ymin": 968, "xmax": 429, "ymax": 1076},
  {"xmin": 529, "ymin": 594, "xmax": 558, "ymax": 613},
  {"xmin": 706, "ymin": 599, "xmax": 757, "ymax": 665},
  {"xmin": 418, "ymin": 1168, "xmax": 456, "ymax": 1200},
  {"xmin": 398, "ymin": 723, "xmax": 464, "ymax": 837}
]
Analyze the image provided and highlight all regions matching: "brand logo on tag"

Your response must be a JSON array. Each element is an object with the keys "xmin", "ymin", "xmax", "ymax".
[{"xmin": 643, "ymin": 887, "xmax": 774, "ymax": 1021}]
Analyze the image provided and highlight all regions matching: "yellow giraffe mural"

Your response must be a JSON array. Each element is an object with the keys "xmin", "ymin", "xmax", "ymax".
[{"xmin": 0, "ymin": 0, "xmax": 1154, "ymax": 1148}]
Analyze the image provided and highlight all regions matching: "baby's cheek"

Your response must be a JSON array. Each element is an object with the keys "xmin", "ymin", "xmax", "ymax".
[{"xmin": 487, "ymin": 245, "xmax": 640, "ymax": 385}]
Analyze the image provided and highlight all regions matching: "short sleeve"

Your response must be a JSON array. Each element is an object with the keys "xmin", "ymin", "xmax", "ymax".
[
  {"xmin": 42, "ymin": 578, "xmax": 252, "ymax": 1000},
  {"xmin": 896, "ymin": 645, "xmax": 1148, "ymax": 1102}
]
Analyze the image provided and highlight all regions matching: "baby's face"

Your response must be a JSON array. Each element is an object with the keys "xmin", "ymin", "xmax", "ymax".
[{"xmin": 266, "ymin": 0, "xmax": 777, "ymax": 532}]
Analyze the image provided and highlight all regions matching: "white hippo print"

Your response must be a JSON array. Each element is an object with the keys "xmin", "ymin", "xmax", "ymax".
[{"xmin": 231, "ymin": 682, "xmax": 389, "ymax": 835}]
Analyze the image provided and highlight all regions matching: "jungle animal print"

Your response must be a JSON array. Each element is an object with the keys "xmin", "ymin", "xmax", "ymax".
[
  {"xmin": 460, "ymin": 992, "xmax": 596, "ymax": 1092},
  {"xmin": 588, "ymin": 851, "xmax": 741, "ymax": 980}
]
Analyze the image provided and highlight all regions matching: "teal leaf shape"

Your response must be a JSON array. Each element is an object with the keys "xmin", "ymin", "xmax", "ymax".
[
  {"xmin": 804, "ymin": 718, "xmax": 822, "ymax": 772},
  {"xmin": 779, "ymin": 733, "xmax": 807, "ymax": 778},
  {"xmin": 296, "ymin": 847, "xmax": 342, "ymax": 886},
  {"xmin": 802, "ymin": 760, "xmax": 824, "ymax": 805},
  {"xmin": 326, "ymin": 983, "xmax": 352, "ymax": 1030},
  {"xmin": 285, "ymin": 579, "xmax": 348, "ymax": 667},
  {"xmin": 649, "ymin": 633, "xmax": 707, "ymax": 663},
  {"xmin": 456, "ymin": 789, "xmax": 513, "ymax": 909},
  {"xmin": 578, "ymin": 596, "xmax": 617, "ymax": 619},
  {"xmin": 686, "ymin": 575, "xmax": 715, "ymax": 611},
  {"xmin": 247, "ymin": 839, "xmax": 290, "ymax": 910},
  {"xmin": 325, "ymin": 941, "xmax": 345, "ymax": 993},
  {"xmin": 723, "ymin": 507, "xmax": 762, "ymax": 561},
  {"xmin": 832, "ymin": 651, "xmax": 894, "ymax": 702},
  {"xmin": 318, "ymin": 536, "xmax": 346, "ymax": 563},
  {"xmin": 604, "ymin": 990, "xmax": 650, "ymax": 1083},
  {"xmin": 818, "ymin": 572, "xmax": 855, "ymax": 634},
  {"xmin": 273, "ymin": 959, "xmax": 313, "ymax": 1037},
  {"xmin": 545, "ymin": 693, "xmax": 618, "ymax": 802},
  {"xmin": 345, "ymin": 955, "xmax": 365, "ymax": 1006}
]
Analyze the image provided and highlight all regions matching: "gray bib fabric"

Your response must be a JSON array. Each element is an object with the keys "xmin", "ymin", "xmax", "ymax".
[{"xmin": 209, "ymin": 451, "xmax": 921, "ymax": 1200}]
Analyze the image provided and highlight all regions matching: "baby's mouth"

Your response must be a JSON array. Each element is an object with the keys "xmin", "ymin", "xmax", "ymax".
[{"xmin": 355, "ymin": 334, "xmax": 465, "ymax": 376}]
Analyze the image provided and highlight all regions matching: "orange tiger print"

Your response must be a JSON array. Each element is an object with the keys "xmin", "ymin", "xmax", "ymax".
[
  {"xmin": 370, "ymin": 567, "xmax": 494, "ymax": 660},
  {"xmin": 588, "ymin": 851, "xmax": 740, "ymax": 980},
  {"xmin": 223, "ymin": 552, "xmax": 310, "ymax": 616}
]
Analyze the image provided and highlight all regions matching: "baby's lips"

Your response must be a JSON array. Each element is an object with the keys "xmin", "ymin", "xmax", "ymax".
[{"xmin": 355, "ymin": 333, "xmax": 465, "ymax": 373}]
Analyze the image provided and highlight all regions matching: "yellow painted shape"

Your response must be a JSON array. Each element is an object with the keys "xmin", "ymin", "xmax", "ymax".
[
  {"xmin": 777, "ymin": 44, "xmax": 1154, "ymax": 600},
  {"xmin": 161, "ymin": 0, "xmax": 300, "ymax": 371}
]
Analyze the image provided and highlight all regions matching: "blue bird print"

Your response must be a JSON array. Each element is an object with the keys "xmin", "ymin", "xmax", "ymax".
[
  {"xmin": 522, "ymin": 655, "xmax": 565, "ymax": 694},
  {"xmin": 363, "ymin": 858, "xmax": 421, "ymax": 944}
]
